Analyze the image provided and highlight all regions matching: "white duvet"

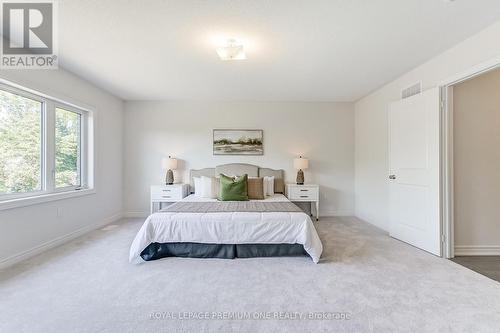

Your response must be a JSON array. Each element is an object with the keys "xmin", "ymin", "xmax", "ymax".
[{"xmin": 129, "ymin": 194, "xmax": 323, "ymax": 263}]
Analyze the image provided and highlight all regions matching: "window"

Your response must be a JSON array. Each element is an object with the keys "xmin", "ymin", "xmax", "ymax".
[
  {"xmin": 0, "ymin": 89, "xmax": 43, "ymax": 195},
  {"xmin": 0, "ymin": 82, "xmax": 92, "ymax": 203}
]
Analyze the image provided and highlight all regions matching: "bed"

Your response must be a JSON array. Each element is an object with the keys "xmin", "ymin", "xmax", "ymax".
[{"xmin": 129, "ymin": 163, "xmax": 323, "ymax": 263}]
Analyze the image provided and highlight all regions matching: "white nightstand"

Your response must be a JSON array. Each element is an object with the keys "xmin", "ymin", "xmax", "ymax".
[
  {"xmin": 285, "ymin": 184, "xmax": 320, "ymax": 221},
  {"xmin": 150, "ymin": 184, "xmax": 189, "ymax": 214}
]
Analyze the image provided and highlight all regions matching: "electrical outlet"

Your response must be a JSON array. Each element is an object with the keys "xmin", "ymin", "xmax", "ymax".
[{"xmin": 57, "ymin": 207, "xmax": 63, "ymax": 218}]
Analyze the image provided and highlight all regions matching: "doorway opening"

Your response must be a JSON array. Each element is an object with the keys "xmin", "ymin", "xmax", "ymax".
[{"xmin": 441, "ymin": 63, "xmax": 500, "ymax": 282}]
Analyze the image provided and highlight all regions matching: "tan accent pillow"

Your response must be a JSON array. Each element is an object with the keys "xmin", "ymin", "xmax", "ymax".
[
  {"xmin": 213, "ymin": 177, "xmax": 220, "ymax": 198},
  {"xmin": 274, "ymin": 178, "xmax": 285, "ymax": 194},
  {"xmin": 247, "ymin": 177, "xmax": 265, "ymax": 200}
]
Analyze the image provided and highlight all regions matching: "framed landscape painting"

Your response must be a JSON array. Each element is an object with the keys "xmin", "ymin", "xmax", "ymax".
[{"xmin": 213, "ymin": 129, "xmax": 263, "ymax": 155}]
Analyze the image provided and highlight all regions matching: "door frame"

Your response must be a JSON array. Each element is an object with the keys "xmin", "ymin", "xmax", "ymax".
[{"xmin": 439, "ymin": 55, "xmax": 500, "ymax": 259}]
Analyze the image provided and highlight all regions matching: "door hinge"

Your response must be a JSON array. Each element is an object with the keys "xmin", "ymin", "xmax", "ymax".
[{"xmin": 441, "ymin": 234, "xmax": 446, "ymax": 243}]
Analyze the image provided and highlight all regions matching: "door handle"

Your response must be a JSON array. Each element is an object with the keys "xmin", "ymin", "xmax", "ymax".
[{"xmin": 389, "ymin": 175, "xmax": 396, "ymax": 180}]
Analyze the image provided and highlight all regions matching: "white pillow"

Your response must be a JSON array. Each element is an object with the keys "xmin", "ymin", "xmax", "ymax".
[
  {"xmin": 193, "ymin": 177, "xmax": 203, "ymax": 197},
  {"xmin": 201, "ymin": 176, "xmax": 218, "ymax": 198},
  {"xmin": 263, "ymin": 176, "xmax": 275, "ymax": 196},
  {"xmin": 193, "ymin": 176, "xmax": 218, "ymax": 198}
]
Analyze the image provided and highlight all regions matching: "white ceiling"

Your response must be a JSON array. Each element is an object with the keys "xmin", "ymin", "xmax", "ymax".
[{"xmin": 58, "ymin": 0, "xmax": 500, "ymax": 101}]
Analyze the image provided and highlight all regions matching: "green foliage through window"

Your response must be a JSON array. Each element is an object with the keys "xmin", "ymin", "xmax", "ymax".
[
  {"xmin": 0, "ymin": 86, "xmax": 84, "ymax": 196},
  {"xmin": 0, "ymin": 90, "xmax": 42, "ymax": 194},
  {"xmin": 55, "ymin": 108, "xmax": 81, "ymax": 188}
]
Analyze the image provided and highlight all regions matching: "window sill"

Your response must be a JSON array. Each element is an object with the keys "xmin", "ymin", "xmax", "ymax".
[{"xmin": 0, "ymin": 188, "xmax": 96, "ymax": 212}]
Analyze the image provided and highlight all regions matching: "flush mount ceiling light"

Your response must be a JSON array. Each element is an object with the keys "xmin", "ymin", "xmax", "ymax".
[{"xmin": 215, "ymin": 39, "xmax": 246, "ymax": 61}]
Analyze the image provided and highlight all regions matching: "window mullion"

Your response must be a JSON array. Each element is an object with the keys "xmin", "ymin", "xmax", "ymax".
[
  {"xmin": 44, "ymin": 101, "xmax": 56, "ymax": 192},
  {"xmin": 80, "ymin": 113, "xmax": 87, "ymax": 188}
]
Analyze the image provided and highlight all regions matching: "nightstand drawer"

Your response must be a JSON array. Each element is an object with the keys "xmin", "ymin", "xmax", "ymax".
[
  {"xmin": 288, "ymin": 186, "xmax": 319, "ymax": 200},
  {"xmin": 151, "ymin": 186, "xmax": 182, "ymax": 200}
]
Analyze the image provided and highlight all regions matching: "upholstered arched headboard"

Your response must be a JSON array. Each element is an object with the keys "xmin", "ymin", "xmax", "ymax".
[
  {"xmin": 215, "ymin": 163, "xmax": 258, "ymax": 177},
  {"xmin": 189, "ymin": 163, "xmax": 285, "ymax": 194}
]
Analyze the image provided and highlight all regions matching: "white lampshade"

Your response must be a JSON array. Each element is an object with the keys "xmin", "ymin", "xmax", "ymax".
[
  {"xmin": 293, "ymin": 157, "xmax": 309, "ymax": 170},
  {"xmin": 162, "ymin": 156, "xmax": 178, "ymax": 170}
]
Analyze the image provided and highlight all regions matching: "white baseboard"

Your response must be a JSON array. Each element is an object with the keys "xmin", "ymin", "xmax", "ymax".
[
  {"xmin": 0, "ymin": 212, "xmax": 123, "ymax": 270},
  {"xmin": 454, "ymin": 245, "xmax": 500, "ymax": 256},
  {"xmin": 123, "ymin": 211, "xmax": 149, "ymax": 218}
]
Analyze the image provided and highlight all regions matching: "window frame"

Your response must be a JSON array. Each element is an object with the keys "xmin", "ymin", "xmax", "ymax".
[
  {"xmin": 0, "ymin": 81, "xmax": 94, "ymax": 207},
  {"xmin": 53, "ymin": 104, "xmax": 86, "ymax": 192}
]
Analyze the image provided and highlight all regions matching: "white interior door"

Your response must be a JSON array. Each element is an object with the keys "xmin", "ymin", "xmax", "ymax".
[{"xmin": 389, "ymin": 88, "xmax": 441, "ymax": 256}]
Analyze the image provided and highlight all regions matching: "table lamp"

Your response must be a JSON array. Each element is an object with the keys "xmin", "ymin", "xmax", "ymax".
[
  {"xmin": 162, "ymin": 156, "xmax": 178, "ymax": 185},
  {"xmin": 293, "ymin": 156, "xmax": 309, "ymax": 185}
]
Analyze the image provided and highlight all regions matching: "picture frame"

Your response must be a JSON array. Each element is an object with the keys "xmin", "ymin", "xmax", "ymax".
[{"xmin": 213, "ymin": 129, "xmax": 264, "ymax": 155}]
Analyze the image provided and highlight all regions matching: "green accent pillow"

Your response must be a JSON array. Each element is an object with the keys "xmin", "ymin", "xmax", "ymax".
[{"xmin": 218, "ymin": 174, "xmax": 248, "ymax": 201}]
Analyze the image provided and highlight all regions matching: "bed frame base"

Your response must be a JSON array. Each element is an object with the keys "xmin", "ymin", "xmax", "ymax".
[{"xmin": 140, "ymin": 242, "xmax": 307, "ymax": 261}]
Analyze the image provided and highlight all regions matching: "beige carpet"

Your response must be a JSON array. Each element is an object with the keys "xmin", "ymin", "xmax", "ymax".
[{"xmin": 1, "ymin": 217, "xmax": 500, "ymax": 333}]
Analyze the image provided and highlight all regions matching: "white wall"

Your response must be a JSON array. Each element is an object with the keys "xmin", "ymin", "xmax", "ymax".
[
  {"xmin": 124, "ymin": 101, "xmax": 354, "ymax": 217},
  {"xmin": 355, "ymin": 21, "xmax": 500, "ymax": 231},
  {"xmin": 0, "ymin": 69, "xmax": 124, "ymax": 267},
  {"xmin": 453, "ymin": 68, "xmax": 500, "ymax": 249}
]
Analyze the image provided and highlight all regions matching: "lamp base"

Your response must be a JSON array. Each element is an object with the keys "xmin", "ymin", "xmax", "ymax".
[
  {"xmin": 166, "ymin": 169, "xmax": 174, "ymax": 185},
  {"xmin": 296, "ymin": 169, "xmax": 304, "ymax": 185}
]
